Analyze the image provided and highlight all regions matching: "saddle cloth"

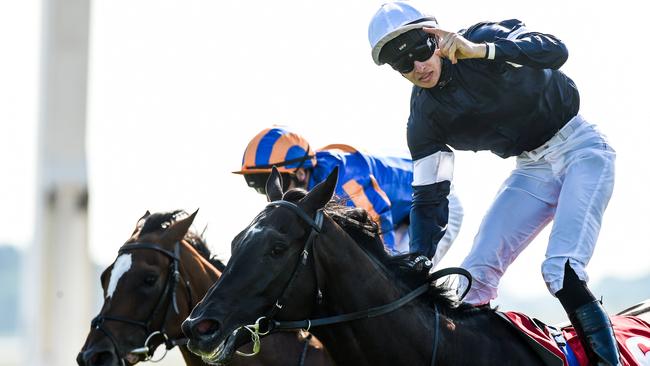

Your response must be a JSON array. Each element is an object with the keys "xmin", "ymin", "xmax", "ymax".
[{"xmin": 499, "ymin": 311, "xmax": 650, "ymax": 366}]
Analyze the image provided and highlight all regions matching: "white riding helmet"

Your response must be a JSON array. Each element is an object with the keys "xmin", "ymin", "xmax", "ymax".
[{"xmin": 368, "ymin": 1, "xmax": 439, "ymax": 65}]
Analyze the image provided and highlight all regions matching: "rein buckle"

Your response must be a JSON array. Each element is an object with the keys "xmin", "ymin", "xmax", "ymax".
[{"xmin": 127, "ymin": 331, "xmax": 168, "ymax": 362}]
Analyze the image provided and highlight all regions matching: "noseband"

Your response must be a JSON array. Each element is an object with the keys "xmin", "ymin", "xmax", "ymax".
[
  {"xmin": 90, "ymin": 241, "xmax": 191, "ymax": 363},
  {"xmin": 239, "ymin": 199, "xmax": 472, "ymax": 366}
]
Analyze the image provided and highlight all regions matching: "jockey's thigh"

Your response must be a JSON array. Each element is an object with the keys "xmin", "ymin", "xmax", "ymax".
[
  {"xmin": 541, "ymin": 121, "xmax": 616, "ymax": 295},
  {"xmin": 460, "ymin": 167, "xmax": 559, "ymax": 305}
]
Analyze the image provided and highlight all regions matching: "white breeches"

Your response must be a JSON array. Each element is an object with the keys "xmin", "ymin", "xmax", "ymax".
[{"xmin": 460, "ymin": 115, "xmax": 616, "ymax": 305}]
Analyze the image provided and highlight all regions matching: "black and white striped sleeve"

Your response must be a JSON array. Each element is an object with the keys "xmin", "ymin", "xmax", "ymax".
[{"xmin": 409, "ymin": 149, "xmax": 454, "ymax": 258}]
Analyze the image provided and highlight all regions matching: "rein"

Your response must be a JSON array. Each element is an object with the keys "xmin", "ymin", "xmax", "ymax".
[
  {"xmin": 271, "ymin": 267, "xmax": 470, "ymax": 331},
  {"xmin": 240, "ymin": 199, "xmax": 472, "ymax": 366},
  {"xmin": 90, "ymin": 241, "xmax": 192, "ymax": 363}
]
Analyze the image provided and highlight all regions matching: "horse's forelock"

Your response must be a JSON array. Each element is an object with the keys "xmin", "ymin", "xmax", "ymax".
[
  {"xmin": 282, "ymin": 188, "xmax": 308, "ymax": 202},
  {"xmin": 140, "ymin": 210, "xmax": 188, "ymax": 234}
]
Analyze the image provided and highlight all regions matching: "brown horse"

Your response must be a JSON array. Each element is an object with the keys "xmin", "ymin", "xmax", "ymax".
[{"xmin": 77, "ymin": 209, "xmax": 333, "ymax": 366}]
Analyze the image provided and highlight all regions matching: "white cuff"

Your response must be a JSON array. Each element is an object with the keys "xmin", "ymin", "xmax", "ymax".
[
  {"xmin": 412, "ymin": 152, "xmax": 454, "ymax": 186},
  {"xmin": 486, "ymin": 42, "xmax": 496, "ymax": 60}
]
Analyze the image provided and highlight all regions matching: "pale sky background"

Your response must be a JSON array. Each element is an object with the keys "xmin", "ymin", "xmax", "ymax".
[{"xmin": 2, "ymin": 0, "xmax": 649, "ymax": 310}]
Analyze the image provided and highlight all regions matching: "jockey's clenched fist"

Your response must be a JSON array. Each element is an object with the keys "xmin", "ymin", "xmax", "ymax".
[{"xmin": 424, "ymin": 27, "xmax": 487, "ymax": 64}]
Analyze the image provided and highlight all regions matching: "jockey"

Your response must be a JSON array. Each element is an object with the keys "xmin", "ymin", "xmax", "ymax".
[
  {"xmin": 369, "ymin": 2, "xmax": 619, "ymax": 365},
  {"xmin": 234, "ymin": 126, "xmax": 463, "ymax": 267}
]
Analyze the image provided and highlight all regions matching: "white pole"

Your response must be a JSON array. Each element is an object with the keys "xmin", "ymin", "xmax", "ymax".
[{"xmin": 24, "ymin": 0, "xmax": 92, "ymax": 365}]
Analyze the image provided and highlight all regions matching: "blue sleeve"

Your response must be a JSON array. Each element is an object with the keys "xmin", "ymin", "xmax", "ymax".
[
  {"xmin": 465, "ymin": 19, "xmax": 568, "ymax": 70},
  {"xmin": 409, "ymin": 181, "xmax": 450, "ymax": 258}
]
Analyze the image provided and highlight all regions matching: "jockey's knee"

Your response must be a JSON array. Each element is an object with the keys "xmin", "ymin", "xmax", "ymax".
[{"xmin": 461, "ymin": 265, "xmax": 501, "ymax": 305}]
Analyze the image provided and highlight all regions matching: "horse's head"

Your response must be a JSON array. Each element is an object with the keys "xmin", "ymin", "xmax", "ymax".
[
  {"xmin": 78, "ymin": 209, "xmax": 217, "ymax": 366},
  {"xmin": 182, "ymin": 166, "xmax": 338, "ymax": 364}
]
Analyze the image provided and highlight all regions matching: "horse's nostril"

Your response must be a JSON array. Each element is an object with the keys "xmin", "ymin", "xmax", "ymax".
[
  {"xmin": 196, "ymin": 319, "xmax": 220, "ymax": 336},
  {"xmin": 77, "ymin": 349, "xmax": 112, "ymax": 366},
  {"xmin": 86, "ymin": 350, "xmax": 113, "ymax": 366}
]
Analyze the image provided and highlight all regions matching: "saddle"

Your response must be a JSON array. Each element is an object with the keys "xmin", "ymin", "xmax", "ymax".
[{"xmin": 498, "ymin": 304, "xmax": 650, "ymax": 366}]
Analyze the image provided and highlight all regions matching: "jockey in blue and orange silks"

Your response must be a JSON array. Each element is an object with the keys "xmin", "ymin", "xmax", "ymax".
[{"xmin": 233, "ymin": 126, "xmax": 463, "ymax": 267}]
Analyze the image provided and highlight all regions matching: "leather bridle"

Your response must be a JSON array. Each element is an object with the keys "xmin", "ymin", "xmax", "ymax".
[{"xmin": 90, "ymin": 241, "xmax": 192, "ymax": 364}]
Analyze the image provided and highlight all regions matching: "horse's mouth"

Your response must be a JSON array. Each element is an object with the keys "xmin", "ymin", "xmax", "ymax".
[
  {"xmin": 124, "ymin": 353, "xmax": 141, "ymax": 364},
  {"xmin": 188, "ymin": 328, "xmax": 244, "ymax": 365}
]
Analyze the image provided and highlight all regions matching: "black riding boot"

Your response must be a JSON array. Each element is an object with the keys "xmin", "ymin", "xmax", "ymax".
[
  {"xmin": 569, "ymin": 300, "xmax": 621, "ymax": 366},
  {"xmin": 556, "ymin": 262, "xmax": 621, "ymax": 366}
]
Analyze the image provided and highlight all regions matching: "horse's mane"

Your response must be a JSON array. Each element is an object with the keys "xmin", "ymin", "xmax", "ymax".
[
  {"xmin": 139, "ymin": 210, "xmax": 226, "ymax": 271},
  {"xmin": 281, "ymin": 189, "xmax": 481, "ymax": 314}
]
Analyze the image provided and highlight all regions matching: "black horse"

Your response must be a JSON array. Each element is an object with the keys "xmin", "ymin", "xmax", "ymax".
[{"xmin": 182, "ymin": 167, "xmax": 562, "ymax": 365}]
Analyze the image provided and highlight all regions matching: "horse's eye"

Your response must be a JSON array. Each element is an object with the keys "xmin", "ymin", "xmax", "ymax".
[
  {"xmin": 144, "ymin": 275, "xmax": 158, "ymax": 286},
  {"xmin": 270, "ymin": 244, "xmax": 287, "ymax": 257}
]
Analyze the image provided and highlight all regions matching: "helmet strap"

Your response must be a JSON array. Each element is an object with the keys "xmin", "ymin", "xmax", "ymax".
[{"xmin": 292, "ymin": 145, "xmax": 313, "ymax": 173}]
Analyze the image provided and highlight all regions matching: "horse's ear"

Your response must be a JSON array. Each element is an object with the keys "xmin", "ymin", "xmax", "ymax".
[
  {"xmin": 162, "ymin": 209, "xmax": 198, "ymax": 243},
  {"xmin": 300, "ymin": 166, "xmax": 338, "ymax": 213},
  {"xmin": 265, "ymin": 166, "xmax": 283, "ymax": 202},
  {"xmin": 132, "ymin": 210, "xmax": 151, "ymax": 235}
]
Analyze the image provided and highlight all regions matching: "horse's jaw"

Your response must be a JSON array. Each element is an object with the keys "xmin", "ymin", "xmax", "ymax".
[{"xmin": 201, "ymin": 336, "xmax": 234, "ymax": 366}]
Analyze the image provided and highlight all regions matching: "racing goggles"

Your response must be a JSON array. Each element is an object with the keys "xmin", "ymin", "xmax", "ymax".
[{"xmin": 387, "ymin": 36, "xmax": 437, "ymax": 74}]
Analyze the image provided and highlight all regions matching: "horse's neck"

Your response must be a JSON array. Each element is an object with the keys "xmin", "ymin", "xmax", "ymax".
[
  {"xmin": 312, "ymin": 227, "xmax": 435, "ymax": 365},
  {"xmin": 315, "ymin": 224, "xmax": 405, "ymax": 311},
  {"xmin": 180, "ymin": 241, "xmax": 221, "ymax": 303}
]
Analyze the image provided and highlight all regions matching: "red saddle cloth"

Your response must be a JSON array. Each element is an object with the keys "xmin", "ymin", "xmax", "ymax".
[{"xmin": 502, "ymin": 311, "xmax": 650, "ymax": 366}]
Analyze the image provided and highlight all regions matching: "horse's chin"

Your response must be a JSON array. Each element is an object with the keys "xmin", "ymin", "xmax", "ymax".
[
  {"xmin": 124, "ymin": 353, "xmax": 141, "ymax": 364},
  {"xmin": 188, "ymin": 329, "xmax": 241, "ymax": 366}
]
